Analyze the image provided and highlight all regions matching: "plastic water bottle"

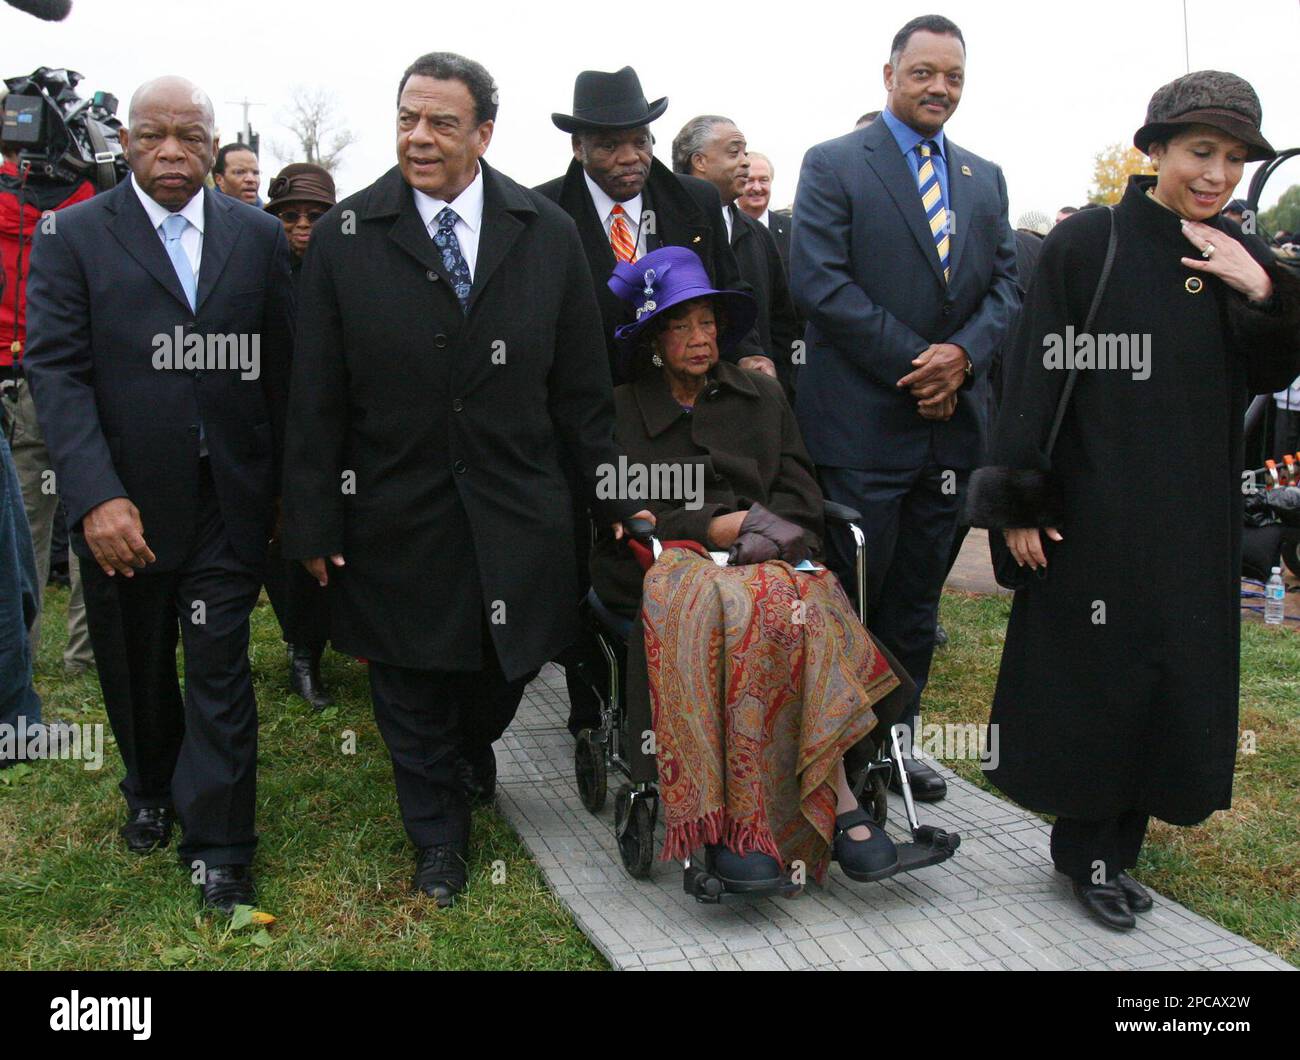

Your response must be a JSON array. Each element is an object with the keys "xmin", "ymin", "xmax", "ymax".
[{"xmin": 1264, "ymin": 567, "xmax": 1286, "ymax": 626}]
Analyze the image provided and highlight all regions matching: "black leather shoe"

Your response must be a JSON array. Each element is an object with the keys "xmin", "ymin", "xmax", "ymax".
[
  {"xmin": 1114, "ymin": 871, "xmax": 1154, "ymax": 913},
  {"xmin": 458, "ymin": 744, "xmax": 496, "ymax": 806},
  {"xmin": 887, "ymin": 757, "xmax": 947, "ymax": 802},
  {"xmin": 834, "ymin": 806, "xmax": 899, "ymax": 882},
  {"xmin": 120, "ymin": 807, "xmax": 174, "ymax": 853},
  {"xmin": 288, "ymin": 644, "xmax": 331, "ymax": 711},
  {"xmin": 414, "ymin": 843, "xmax": 468, "ymax": 907},
  {"xmin": 708, "ymin": 844, "xmax": 786, "ymax": 892},
  {"xmin": 1071, "ymin": 880, "xmax": 1136, "ymax": 930},
  {"xmin": 201, "ymin": 864, "xmax": 256, "ymax": 915}
]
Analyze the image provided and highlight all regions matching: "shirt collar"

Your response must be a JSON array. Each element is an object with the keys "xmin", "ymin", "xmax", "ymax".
[
  {"xmin": 881, "ymin": 106, "xmax": 946, "ymax": 161},
  {"xmin": 131, "ymin": 173, "xmax": 205, "ymax": 233},
  {"xmin": 412, "ymin": 164, "xmax": 485, "ymax": 234},
  {"xmin": 582, "ymin": 168, "xmax": 642, "ymax": 227}
]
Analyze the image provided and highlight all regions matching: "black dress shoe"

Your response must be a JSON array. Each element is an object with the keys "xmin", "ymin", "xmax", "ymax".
[
  {"xmin": 288, "ymin": 643, "xmax": 332, "ymax": 711},
  {"xmin": 458, "ymin": 744, "xmax": 496, "ymax": 806},
  {"xmin": 1114, "ymin": 871, "xmax": 1154, "ymax": 913},
  {"xmin": 120, "ymin": 807, "xmax": 174, "ymax": 854},
  {"xmin": 887, "ymin": 757, "xmax": 948, "ymax": 802},
  {"xmin": 414, "ymin": 843, "xmax": 467, "ymax": 907},
  {"xmin": 1071, "ymin": 880, "xmax": 1136, "ymax": 930},
  {"xmin": 200, "ymin": 864, "xmax": 256, "ymax": 915},
  {"xmin": 833, "ymin": 806, "xmax": 899, "ymax": 882}
]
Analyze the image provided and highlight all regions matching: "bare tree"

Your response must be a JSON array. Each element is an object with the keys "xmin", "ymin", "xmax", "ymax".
[{"xmin": 271, "ymin": 86, "xmax": 358, "ymax": 174}]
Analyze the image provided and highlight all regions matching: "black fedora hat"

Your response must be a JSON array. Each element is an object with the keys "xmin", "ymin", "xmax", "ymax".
[{"xmin": 552, "ymin": 66, "xmax": 668, "ymax": 133}]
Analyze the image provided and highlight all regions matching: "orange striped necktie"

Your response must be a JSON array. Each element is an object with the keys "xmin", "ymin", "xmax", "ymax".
[{"xmin": 610, "ymin": 203, "xmax": 637, "ymax": 263}]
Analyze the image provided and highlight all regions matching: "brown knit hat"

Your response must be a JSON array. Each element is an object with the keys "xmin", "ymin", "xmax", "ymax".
[
  {"xmin": 1133, "ymin": 70, "xmax": 1275, "ymax": 162},
  {"xmin": 265, "ymin": 163, "xmax": 337, "ymax": 213}
]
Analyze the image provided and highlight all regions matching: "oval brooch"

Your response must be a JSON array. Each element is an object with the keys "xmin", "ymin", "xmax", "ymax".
[{"xmin": 1185, "ymin": 276, "xmax": 1204, "ymax": 294}]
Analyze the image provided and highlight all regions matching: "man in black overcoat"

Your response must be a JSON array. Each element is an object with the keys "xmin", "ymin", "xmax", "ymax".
[
  {"xmin": 281, "ymin": 52, "xmax": 637, "ymax": 906},
  {"xmin": 535, "ymin": 67, "xmax": 772, "ymax": 735},
  {"xmin": 24, "ymin": 76, "xmax": 295, "ymax": 913}
]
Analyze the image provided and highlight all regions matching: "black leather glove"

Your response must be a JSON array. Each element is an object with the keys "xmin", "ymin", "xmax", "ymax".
[{"xmin": 727, "ymin": 503, "xmax": 812, "ymax": 566}]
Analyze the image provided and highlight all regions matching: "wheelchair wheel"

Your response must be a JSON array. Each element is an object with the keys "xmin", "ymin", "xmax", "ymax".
[
  {"xmin": 615, "ymin": 785, "xmax": 656, "ymax": 879},
  {"xmin": 867, "ymin": 768, "xmax": 889, "ymax": 827},
  {"xmin": 574, "ymin": 729, "xmax": 607, "ymax": 813}
]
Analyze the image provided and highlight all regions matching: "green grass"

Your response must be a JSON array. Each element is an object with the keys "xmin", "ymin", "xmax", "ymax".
[
  {"xmin": 0, "ymin": 588, "xmax": 606, "ymax": 970},
  {"xmin": 927, "ymin": 591, "xmax": 1300, "ymax": 967},
  {"xmin": 3, "ymin": 585, "xmax": 1295, "ymax": 968}
]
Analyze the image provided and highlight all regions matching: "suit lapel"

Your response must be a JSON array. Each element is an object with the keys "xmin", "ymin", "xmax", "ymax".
[
  {"xmin": 862, "ymin": 122, "xmax": 946, "ymax": 288},
  {"xmin": 196, "ymin": 191, "xmax": 240, "ymax": 311},
  {"xmin": 559, "ymin": 159, "xmax": 617, "ymax": 279},
  {"xmin": 385, "ymin": 175, "xmax": 455, "ymax": 286},
  {"xmin": 467, "ymin": 164, "xmax": 525, "ymax": 315},
  {"xmin": 945, "ymin": 140, "xmax": 968, "ymax": 280},
  {"xmin": 648, "ymin": 162, "xmax": 709, "ymax": 257},
  {"xmin": 104, "ymin": 182, "xmax": 194, "ymax": 313}
]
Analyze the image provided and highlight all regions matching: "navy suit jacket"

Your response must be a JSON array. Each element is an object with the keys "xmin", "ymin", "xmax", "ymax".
[
  {"xmin": 790, "ymin": 117, "xmax": 1019, "ymax": 470},
  {"xmin": 24, "ymin": 180, "xmax": 294, "ymax": 571}
]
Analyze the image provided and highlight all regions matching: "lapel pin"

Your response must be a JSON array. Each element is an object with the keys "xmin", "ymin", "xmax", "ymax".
[
  {"xmin": 692, "ymin": 235, "xmax": 702, "ymax": 243},
  {"xmin": 960, "ymin": 164, "xmax": 972, "ymax": 176}
]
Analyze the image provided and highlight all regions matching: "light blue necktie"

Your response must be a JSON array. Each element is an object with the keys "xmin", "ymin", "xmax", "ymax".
[{"xmin": 161, "ymin": 213, "xmax": 197, "ymax": 311}]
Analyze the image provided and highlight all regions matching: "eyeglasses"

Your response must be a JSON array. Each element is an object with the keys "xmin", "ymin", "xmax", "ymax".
[{"xmin": 279, "ymin": 210, "xmax": 325, "ymax": 224}]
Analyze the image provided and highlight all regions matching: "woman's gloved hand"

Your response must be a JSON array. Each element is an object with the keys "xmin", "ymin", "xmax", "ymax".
[{"xmin": 727, "ymin": 503, "xmax": 812, "ymax": 566}]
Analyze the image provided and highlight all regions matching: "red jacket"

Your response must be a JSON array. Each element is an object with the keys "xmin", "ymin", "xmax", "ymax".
[{"xmin": 1, "ymin": 162, "xmax": 95, "ymax": 366}]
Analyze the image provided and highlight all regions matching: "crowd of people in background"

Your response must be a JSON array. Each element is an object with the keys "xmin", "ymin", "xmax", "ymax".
[{"xmin": 2, "ymin": 12, "xmax": 1298, "ymax": 934}]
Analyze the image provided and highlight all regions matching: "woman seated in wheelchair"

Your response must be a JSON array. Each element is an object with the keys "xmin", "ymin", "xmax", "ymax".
[{"xmin": 590, "ymin": 246, "xmax": 913, "ymax": 891}]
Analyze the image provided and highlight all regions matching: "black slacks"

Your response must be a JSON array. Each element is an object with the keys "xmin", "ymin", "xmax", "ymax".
[
  {"xmin": 81, "ymin": 460, "xmax": 263, "ymax": 867},
  {"xmin": 367, "ymin": 623, "xmax": 536, "ymax": 849},
  {"xmin": 1050, "ymin": 811, "xmax": 1150, "ymax": 884},
  {"xmin": 817, "ymin": 464, "xmax": 966, "ymax": 734},
  {"xmin": 263, "ymin": 542, "xmax": 330, "ymax": 649}
]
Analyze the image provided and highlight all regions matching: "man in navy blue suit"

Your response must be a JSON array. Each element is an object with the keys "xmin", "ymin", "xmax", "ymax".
[
  {"xmin": 791, "ymin": 15, "xmax": 1018, "ymax": 801},
  {"xmin": 24, "ymin": 75, "xmax": 293, "ymax": 912}
]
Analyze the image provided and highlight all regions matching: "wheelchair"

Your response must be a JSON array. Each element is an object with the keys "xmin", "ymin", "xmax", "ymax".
[{"xmin": 571, "ymin": 500, "xmax": 960, "ymax": 903}]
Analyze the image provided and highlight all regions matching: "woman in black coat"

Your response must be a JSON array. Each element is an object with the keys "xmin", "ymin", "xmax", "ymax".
[{"xmin": 966, "ymin": 71, "xmax": 1300, "ymax": 931}]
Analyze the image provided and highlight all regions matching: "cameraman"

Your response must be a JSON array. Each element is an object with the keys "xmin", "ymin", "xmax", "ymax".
[{"xmin": 1, "ymin": 138, "xmax": 95, "ymax": 668}]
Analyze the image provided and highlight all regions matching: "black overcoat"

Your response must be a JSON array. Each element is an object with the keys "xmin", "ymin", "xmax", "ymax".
[
  {"xmin": 966, "ymin": 176, "xmax": 1300, "ymax": 825},
  {"xmin": 281, "ymin": 162, "xmax": 631, "ymax": 681},
  {"xmin": 731, "ymin": 208, "xmax": 799, "ymax": 396},
  {"xmin": 535, "ymin": 158, "xmax": 763, "ymax": 384}
]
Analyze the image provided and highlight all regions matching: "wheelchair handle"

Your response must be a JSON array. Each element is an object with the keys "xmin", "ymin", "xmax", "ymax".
[
  {"xmin": 823, "ymin": 500, "xmax": 863, "ymax": 525},
  {"xmin": 624, "ymin": 517, "xmax": 658, "ymax": 541}
]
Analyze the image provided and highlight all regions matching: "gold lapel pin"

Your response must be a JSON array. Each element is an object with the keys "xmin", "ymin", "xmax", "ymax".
[
  {"xmin": 1185, "ymin": 276, "xmax": 1204, "ymax": 294},
  {"xmin": 692, "ymin": 235, "xmax": 702, "ymax": 243},
  {"xmin": 960, "ymin": 164, "xmax": 972, "ymax": 176}
]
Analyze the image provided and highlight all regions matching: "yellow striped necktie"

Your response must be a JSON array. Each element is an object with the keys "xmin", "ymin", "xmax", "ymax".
[
  {"xmin": 610, "ymin": 203, "xmax": 637, "ymax": 263},
  {"xmin": 917, "ymin": 142, "xmax": 950, "ymax": 283}
]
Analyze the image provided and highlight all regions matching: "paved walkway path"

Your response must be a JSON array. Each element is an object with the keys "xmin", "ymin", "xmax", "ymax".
[{"xmin": 498, "ymin": 663, "xmax": 1291, "ymax": 971}]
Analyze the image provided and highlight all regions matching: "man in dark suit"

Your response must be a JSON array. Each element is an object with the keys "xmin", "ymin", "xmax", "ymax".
[
  {"xmin": 674, "ymin": 116, "xmax": 799, "ymax": 397},
  {"xmin": 535, "ymin": 68, "xmax": 771, "ymax": 735},
  {"xmin": 534, "ymin": 68, "xmax": 772, "ymax": 387},
  {"xmin": 791, "ymin": 15, "xmax": 1019, "ymax": 801},
  {"xmin": 282, "ymin": 53, "xmax": 638, "ymax": 907},
  {"xmin": 24, "ymin": 76, "xmax": 294, "ymax": 911},
  {"xmin": 738, "ymin": 151, "xmax": 791, "ymax": 272}
]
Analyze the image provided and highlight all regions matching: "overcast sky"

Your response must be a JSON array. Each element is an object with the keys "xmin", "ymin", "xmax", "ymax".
[{"xmin": 8, "ymin": 0, "xmax": 1298, "ymax": 222}]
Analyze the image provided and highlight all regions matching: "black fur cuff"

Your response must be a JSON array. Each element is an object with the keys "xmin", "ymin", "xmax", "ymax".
[{"xmin": 964, "ymin": 467, "xmax": 1065, "ymax": 529}]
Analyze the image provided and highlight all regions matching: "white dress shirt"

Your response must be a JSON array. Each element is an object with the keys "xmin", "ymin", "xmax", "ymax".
[
  {"xmin": 757, "ymin": 208, "xmax": 771, "ymax": 228},
  {"xmin": 413, "ymin": 165, "xmax": 485, "ymax": 280},
  {"xmin": 582, "ymin": 170, "xmax": 644, "ymax": 256},
  {"xmin": 722, "ymin": 202, "xmax": 736, "ymax": 243},
  {"xmin": 132, "ymin": 174, "xmax": 204, "ymax": 279}
]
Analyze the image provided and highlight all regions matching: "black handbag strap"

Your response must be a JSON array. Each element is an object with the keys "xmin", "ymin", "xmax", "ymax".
[{"xmin": 1044, "ymin": 206, "xmax": 1118, "ymax": 455}]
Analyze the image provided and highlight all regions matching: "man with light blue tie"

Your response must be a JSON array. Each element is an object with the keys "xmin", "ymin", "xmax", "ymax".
[
  {"xmin": 24, "ymin": 75, "xmax": 294, "ymax": 914},
  {"xmin": 790, "ymin": 15, "xmax": 1019, "ymax": 802}
]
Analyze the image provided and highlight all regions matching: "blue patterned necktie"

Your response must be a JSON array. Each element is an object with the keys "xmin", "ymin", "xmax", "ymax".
[
  {"xmin": 432, "ymin": 207, "xmax": 472, "ymax": 313},
  {"xmin": 161, "ymin": 213, "xmax": 197, "ymax": 311},
  {"xmin": 916, "ymin": 142, "xmax": 950, "ymax": 284}
]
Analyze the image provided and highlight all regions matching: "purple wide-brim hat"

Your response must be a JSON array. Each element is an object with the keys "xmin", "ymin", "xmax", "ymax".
[{"xmin": 608, "ymin": 246, "xmax": 757, "ymax": 355}]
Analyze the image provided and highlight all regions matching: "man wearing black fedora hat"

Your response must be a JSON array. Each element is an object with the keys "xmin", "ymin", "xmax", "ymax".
[
  {"xmin": 536, "ymin": 67, "xmax": 769, "ymax": 385},
  {"xmin": 537, "ymin": 66, "xmax": 771, "ymax": 737}
]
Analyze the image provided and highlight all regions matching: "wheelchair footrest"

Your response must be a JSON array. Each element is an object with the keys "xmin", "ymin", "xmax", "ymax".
[{"xmin": 890, "ymin": 828, "xmax": 961, "ymax": 875}]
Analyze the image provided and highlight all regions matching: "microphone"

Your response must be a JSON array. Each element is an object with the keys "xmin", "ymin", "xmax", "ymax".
[{"xmin": 4, "ymin": 0, "xmax": 73, "ymax": 20}]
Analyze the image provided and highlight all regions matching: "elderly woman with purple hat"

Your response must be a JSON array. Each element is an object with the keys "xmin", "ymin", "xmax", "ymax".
[
  {"xmin": 966, "ymin": 71, "xmax": 1300, "ymax": 931},
  {"xmin": 590, "ymin": 246, "xmax": 914, "ymax": 892},
  {"xmin": 263, "ymin": 163, "xmax": 337, "ymax": 709}
]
